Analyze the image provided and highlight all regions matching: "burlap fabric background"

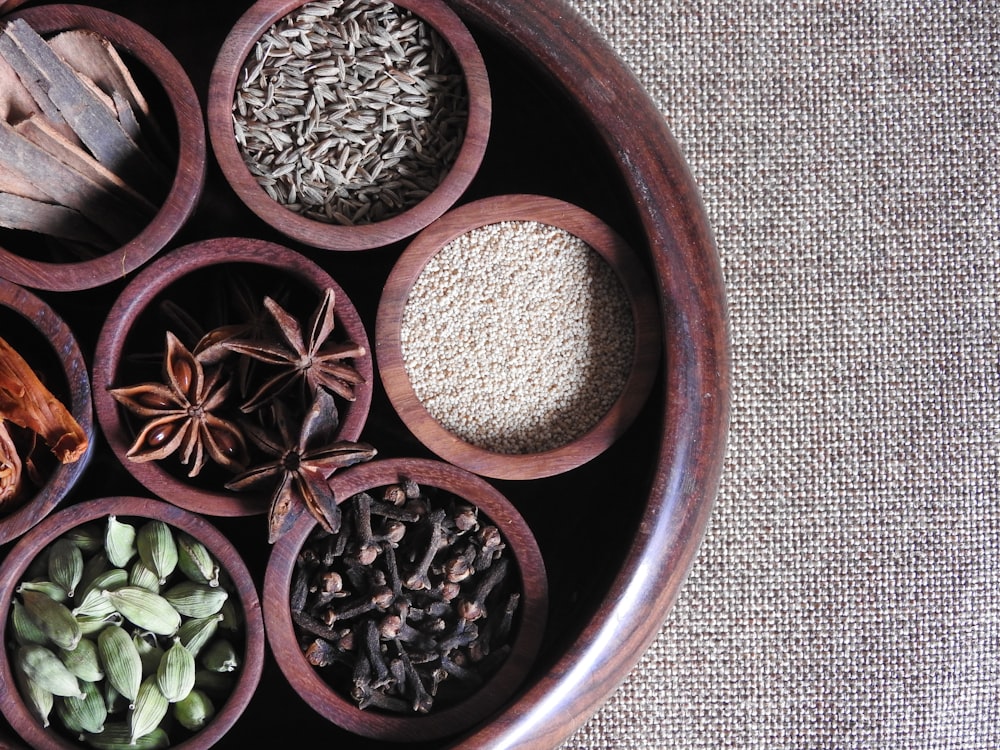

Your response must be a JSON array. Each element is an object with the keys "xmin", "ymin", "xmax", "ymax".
[{"xmin": 557, "ymin": 1, "xmax": 999, "ymax": 748}]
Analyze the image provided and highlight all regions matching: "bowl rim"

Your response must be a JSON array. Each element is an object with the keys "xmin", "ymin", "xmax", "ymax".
[
  {"xmin": 0, "ymin": 279, "xmax": 93, "ymax": 545},
  {"xmin": 262, "ymin": 456, "xmax": 548, "ymax": 742},
  {"xmin": 0, "ymin": 3, "xmax": 206, "ymax": 292},
  {"xmin": 375, "ymin": 193, "xmax": 663, "ymax": 480},
  {"xmin": 0, "ymin": 495, "xmax": 266, "ymax": 750},
  {"xmin": 206, "ymin": 0, "xmax": 492, "ymax": 252},
  {"xmin": 91, "ymin": 236, "xmax": 374, "ymax": 517}
]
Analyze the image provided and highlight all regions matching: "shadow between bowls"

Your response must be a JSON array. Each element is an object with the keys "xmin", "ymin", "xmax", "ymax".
[
  {"xmin": 206, "ymin": 0, "xmax": 491, "ymax": 251},
  {"xmin": 375, "ymin": 193, "xmax": 662, "ymax": 481},
  {"xmin": 92, "ymin": 237, "xmax": 373, "ymax": 517},
  {"xmin": 0, "ymin": 495, "xmax": 266, "ymax": 750},
  {"xmin": 262, "ymin": 457, "xmax": 548, "ymax": 743},
  {"xmin": 0, "ymin": 4, "xmax": 205, "ymax": 292},
  {"xmin": 0, "ymin": 279, "xmax": 93, "ymax": 545}
]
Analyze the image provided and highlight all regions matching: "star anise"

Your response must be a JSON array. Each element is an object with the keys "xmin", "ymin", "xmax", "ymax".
[
  {"xmin": 109, "ymin": 332, "xmax": 249, "ymax": 478},
  {"xmin": 225, "ymin": 389, "xmax": 377, "ymax": 543},
  {"xmin": 222, "ymin": 288, "xmax": 366, "ymax": 413}
]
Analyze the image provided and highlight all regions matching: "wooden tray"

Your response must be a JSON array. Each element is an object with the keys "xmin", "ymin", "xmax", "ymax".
[{"xmin": 0, "ymin": 0, "xmax": 729, "ymax": 747}]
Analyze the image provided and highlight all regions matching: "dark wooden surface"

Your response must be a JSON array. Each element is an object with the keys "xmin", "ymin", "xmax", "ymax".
[{"xmin": 0, "ymin": 0, "xmax": 729, "ymax": 748}]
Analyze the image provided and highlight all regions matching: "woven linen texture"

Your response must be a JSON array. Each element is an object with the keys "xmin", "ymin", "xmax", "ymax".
[{"xmin": 560, "ymin": 1, "xmax": 1000, "ymax": 748}]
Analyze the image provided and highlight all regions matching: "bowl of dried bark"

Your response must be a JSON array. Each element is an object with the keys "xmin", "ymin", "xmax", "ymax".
[
  {"xmin": 0, "ymin": 495, "xmax": 266, "ymax": 750},
  {"xmin": 0, "ymin": 279, "xmax": 92, "ymax": 545},
  {"xmin": 376, "ymin": 193, "xmax": 662, "ymax": 481},
  {"xmin": 92, "ymin": 237, "xmax": 375, "ymax": 529},
  {"xmin": 0, "ymin": 5, "xmax": 205, "ymax": 292},
  {"xmin": 207, "ymin": 0, "xmax": 490, "ymax": 251},
  {"xmin": 263, "ymin": 457, "xmax": 547, "ymax": 742}
]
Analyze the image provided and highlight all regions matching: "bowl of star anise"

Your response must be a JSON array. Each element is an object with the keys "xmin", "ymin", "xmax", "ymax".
[
  {"xmin": 92, "ymin": 237, "xmax": 374, "ymax": 533},
  {"xmin": 262, "ymin": 457, "xmax": 548, "ymax": 742},
  {"xmin": 0, "ymin": 279, "xmax": 92, "ymax": 545}
]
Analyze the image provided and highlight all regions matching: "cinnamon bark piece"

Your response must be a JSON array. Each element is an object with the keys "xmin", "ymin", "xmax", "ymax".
[{"xmin": 0, "ymin": 193, "xmax": 113, "ymax": 248}]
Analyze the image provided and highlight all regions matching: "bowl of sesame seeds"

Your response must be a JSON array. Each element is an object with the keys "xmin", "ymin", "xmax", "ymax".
[
  {"xmin": 375, "ymin": 194, "xmax": 662, "ymax": 481},
  {"xmin": 207, "ymin": 0, "xmax": 491, "ymax": 252}
]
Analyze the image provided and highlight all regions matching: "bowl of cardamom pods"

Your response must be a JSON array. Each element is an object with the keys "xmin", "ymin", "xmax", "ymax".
[
  {"xmin": 0, "ymin": 5, "xmax": 205, "ymax": 292},
  {"xmin": 262, "ymin": 457, "xmax": 547, "ymax": 742},
  {"xmin": 92, "ymin": 237, "xmax": 375, "ymax": 527},
  {"xmin": 376, "ymin": 194, "xmax": 663, "ymax": 481},
  {"xmin": 0, "ymin": 279, "xmax": 92, "ymax": 546},
  {"xmin": 207, "ymin": 0, "xmax": 491, "ymax": 252},
  {"xmin": 0, "ymin": 495, "xmax": 265, "ymax": 750}
]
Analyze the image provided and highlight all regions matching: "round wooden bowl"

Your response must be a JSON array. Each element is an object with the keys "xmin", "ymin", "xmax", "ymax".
[
  {"xmin": 92, "ymin": 237, "xmax": 374, "ymax": 517},
  {"xmin": 376, "ymin": 194, "xmax": 662, "ymax": 480},
  {"xmin": 0, "ymin": 495, "xmax": 266, "ymax": 750},
  {"xmin": 206, "ymin": 0, "xmax": 491, "ymax": 251},
  {"xmin": 263, "ymin": 457, "xmax": 548, "ymax": 742},
  {"xmin": 0, "ymin": 279, "xmax": 93, "ymax": 545},
  {"xmin": 0, "ymin": 5, "xmax": 205, "ymax": 292}
]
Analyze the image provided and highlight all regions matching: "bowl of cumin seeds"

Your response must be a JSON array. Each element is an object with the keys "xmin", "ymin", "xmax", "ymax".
[{"xmin": 207, "ymin": 0, "xmax": 490, "ymax": 252}]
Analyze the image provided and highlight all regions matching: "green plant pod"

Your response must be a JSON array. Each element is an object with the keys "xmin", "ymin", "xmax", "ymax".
[
  {"xmin": 200, "ymin": 638, "xmax": 238, "ymax": 673},
  {"xmin": 11, "ymin": 598, "xmax": 49, "ymax": 646},
  {"xmin": 175, "ymin": 532, "xmax": 220, "ymax": 587},
  {"xmin": 129, "ymin": 675, "xmax": 169, "ymax": 745},
  {"xmin": 57, "ymin": 679, "xmax": 107, "ymax": 735},
  {"xmin": 97, "ymin": 625, "xmax": 142, "ymax": 704},
  {"xmin": 61, "ymin": 522, "xmax": 105, "ymax": 554},
  {"xmin": 136, "ymin": 521, "xmax": 178, "ymax": 584},
  {"xmin": 104, "ymin": 586, "xmax": 181, "ymax": 636},
  {"xmin": 20, "ymin": 589, "xmax": 81, "ymax": 651},
  {"xmin": 16, "ymin": 644, "xmax": 84, "ymax": 698},
  {"xmin": 176, "ymin": 613, "xmax": 222, "ymax": 659},
  {"xmin": 173, "ymin": 688, "xmax": 215, "ymax": 731},
  {"xmin": 13, "ymin": 667, "xmax": 53, "ymax": 728},
  {"xmin": 59, "ymin": 637, "xmax": 104, "ymax": 682},
  {"xmin": 156, "ymin": 640, "xmax": 196, "ymax": 703},
  {"xmin": 105, "ymin": 516, "xmax": 137, "ymax": 569},
  {"xmin": 162, "ymin": 581, "xmax": 228, "ymax": 619},
  {"xmin": 48, "ymin": 538, "xmax": 84, "ymax": 598},
  {"xmin": 83, "ymin": 722, "xmax": 170, "ymax": 750}
]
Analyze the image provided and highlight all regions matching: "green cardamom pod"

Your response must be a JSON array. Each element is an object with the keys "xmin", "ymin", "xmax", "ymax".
[
  {"xmin": 48, "ymin": 538, "xmax": 84, "ymax": 598},
  {"xmin": 136, "ymin": 521, "xmax": 178, "ymax": 584},
  {"xmin": 13, "ymin": 666, "xmax": 53, "ymax": 728},
  {"xmin": 103, "ymin": 586, "xmax": 181, "ymax": 636},
  {"xmin": 162, "ymin": 581, "xmax": 228, "ymax": 619},
  {"xmin": 175, "ymin": 532, "xmax": 220, "ymax": 587},
  {"xmin": 76, "ymin": 612, "xmax": 124, "ymax": 636},
  {"xmin": 133, "ymin": 630, "xmax": 165, "ymax": 676},
  {"xmin": 97, "ymin": 625, "xmax": 142, "ymax": 705},
  {"xmin": 20, "ymin": 588, "xmax": 82, "ymax": 651},
  {"xmin": 156, "ymin": 639, "xmax": 196, "ymax": 703},
  {"xmin": 11, "ymin": 598, "xmax": 49, "ymax": 646},
  {"xmin": 105, "ymin": 515, "xmax": 137, "ymax": 569},
  {"xmin": 83, "ymin": 722, "xmax": 170, "ymax": 750},
  {"xmin": 129, "ymin": 675, "xmax": 169, "ymax": 745},
  {"xmin": 173, "ymin": 688, "xmax": 215, "ymax": 731},
  {"xmin": 218, "ymin": 595, "xmax": 242, "ymax": 632},
  {"xmin": 200, "ymin": 638, "xmax": 239, "ymax": 673},
  {"xmin": 176, "ymin": 613, "xmax": 223, "ymax": 659},
  {"xmin": 77, "ymin": 551, "xmax": 111, "ymax": 600},
  {"xmin": 17, "ymin": 580, "xmax": 68, "ymax": 603},
  {"xmin": 103, "ymin": 680, "xmax": 128, "ymax": 715},
  {"xmin": 193, "ymin": 668, "xmax": 233, "ymax": 697},
  {"xmin": 56, "ymin": 678, "xmax": 107, "ymax": 735},
  {"xmin": 16, "ymin": 644, "xmax": 84, "ymax": 698},
  {"xmin": 61, "ymin": 522, "xmax": 105, "ymax": 555},
  {"xmin": 59, "ymin": 637, "xmax": 104, "ymax": 683},
  {"xmin": 74, "ymin": 568, "xmax": 128, "ymax": 618},
  {"xmin": 128, "ymin": 559, "xmax": 162, "ymax": 593}
]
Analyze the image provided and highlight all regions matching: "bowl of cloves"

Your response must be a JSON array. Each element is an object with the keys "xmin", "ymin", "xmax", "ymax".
[
  {"xmin": 0, "ymin": 5, "xmax": 205, "ymax": 292},
  {"xmin": 207, "ymin": 0, "xmax": 490, "ymax": 251},
  {"xmin": 92, "ymin": 237, "xmax": 375, "ymax": 528},
  {"xmin": 376, "ymin": 193, "xmax": 662, "ymax": 480},
  {"xmin": 0, "ymin": 279, "xmax": 92, "ymax": 545},
  {"xmin": 0, "ymin": 495, "xmax": 266, "ymax": 750},
  {"xmin": 263, "ymin": 457, "xmax": 547, "ymax": 742}
]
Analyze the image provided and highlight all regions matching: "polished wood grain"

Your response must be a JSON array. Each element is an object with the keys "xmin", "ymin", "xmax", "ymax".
[
  {"xmin": 0, "ymin": 279, "xmax": 93, "ymax": 545},
  {"xmin": 263, "ymin": 457, "xmax": 548, "ymax": 742},
  {"xmin": 91, "ymin": 237, "xmax": 374, "ymax": 517},
  {"xmin": 376, "ymin": 193, "xmax": 662, "ymax": 480},
  {"xmin": 206, "ymin": 0, "xmax": 492, "ymax": 252},
  {"xmin": 0, "ymin": 5, "xmax": 205, "ymax": 292},
  {"xmin": 0, "ymin": 496, "xmax": 266, "ymax": 750}
]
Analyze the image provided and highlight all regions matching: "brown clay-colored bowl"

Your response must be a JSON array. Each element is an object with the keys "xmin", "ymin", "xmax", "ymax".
[
  {"xmin": 207, "ymin": 0, "xmax": 491, "ymax": 251},
  {"xmin": 263, "ymin": 457, "xmax": 547, "ymax": 742},
  {"xmin": 0, "ymin": 5, "xmax": 205, "ymax": 292},
  {"xmin": 376, "ymin": 194, "xmax": 662, "ymax": 480},
  {"xmin": 0, "ymin": 495, "xmax": 266, "ymax": 750},
  {"xmin": 0, "ymin": 279, "xmax": 93, "ymax": 545},
  {"xmin": 92, "ymin": 237, "xmax": 374, "ymax": 517}
]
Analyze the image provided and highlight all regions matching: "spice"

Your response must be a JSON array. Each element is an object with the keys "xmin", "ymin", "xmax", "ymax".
[
  {"xmin": 290, "ymin": 478, "xmax": 520, "ymax": 714},
  {"xmin": 232, "ymin": 0, "xmax": 468, "ymax": 225},
  {"xmin": 400, "ymin": 221, "xmax": 635, "ymax": 454}
]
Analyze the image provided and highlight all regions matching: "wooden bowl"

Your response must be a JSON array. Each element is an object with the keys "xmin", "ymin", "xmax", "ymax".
[
  {"xmin": 0, "ymin": 496, "xmax": 265, "ymax": 750},
  {"xmin": 0, "ymin": 279, "xmax": 93, "ymax": 545},
  {"xmin": 263, "ymin": 457, "xmax": 547, "ymax": 742},
  {"xmin": 92, "ymin": 237, "xmax": 374, "ymax": 517},
  {"xmin": 207, "ymin": 0, "xmax": 491, "ymax": 251},
  {"xmin": 0, "ymin": 5, "xmax": 205, "ymax": 292},
  {"xmin": 376, "ymin": 194, "xmax": 661, "ymax": 480}
]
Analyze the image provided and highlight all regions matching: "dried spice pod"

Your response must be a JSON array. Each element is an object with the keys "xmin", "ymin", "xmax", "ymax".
[{"xmin": 264, "ymin": 457, "xmax": 547, "ymax": 742}]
